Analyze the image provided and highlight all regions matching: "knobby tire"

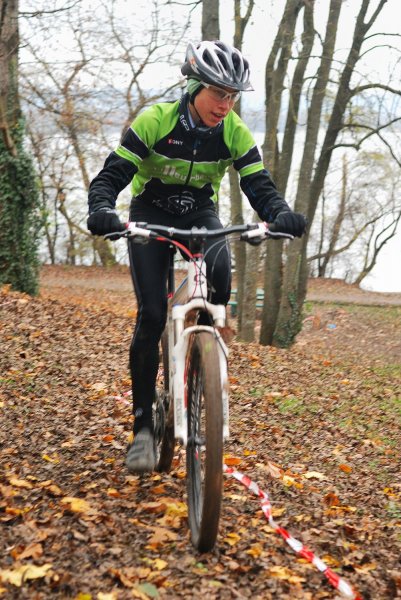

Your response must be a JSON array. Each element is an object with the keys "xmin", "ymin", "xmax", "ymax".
[{"xmin": 186, "ymin": 331, "xmax": 223, "ymax": 552}]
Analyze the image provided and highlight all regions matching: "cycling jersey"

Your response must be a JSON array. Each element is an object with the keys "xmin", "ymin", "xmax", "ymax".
[{"xmin": 88, "ymin": 93, "xmax": 291, "ymax": 220}]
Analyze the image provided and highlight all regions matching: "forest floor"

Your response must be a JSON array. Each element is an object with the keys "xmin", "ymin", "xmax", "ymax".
[{"xmin": 1, "ymin": 265, "xmax": 401, "ymax": 599}]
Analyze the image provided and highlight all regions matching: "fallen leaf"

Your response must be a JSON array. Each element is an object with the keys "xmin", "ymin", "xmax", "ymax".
[
  {"xmin": 5, "ymin": 506, "xmax": 30, "ymax": 516},
  {"xmin": 150, "ymin": 485, "xmax": 166, "ymax": 494},
  {"xmin": 165, "ymin": 501, "xmax": 187, "ymax": 517},
  {"xmin": 243, "ymin": 449, "xmax": 257, "ymax": 456},
  {"xmin": 8, "ymin": 478, "xmax": 33, "ymax": 490},
  {"xmin": 269, "ymin": 565, "xmax": 305, "ymax": 583},
  {"xmin": 40, "ymin": 481, "xmax": 63, "ymax": 496},
  {"xmin": 322, "ymin": 554, "xmax": 341, "ymax": 567},
  {"xmin": 141, "ymin": 501, "xmax": 168, "ymax": 514},
  {"xmin": 133, "ymin": 582, "xmax": 159, "ymax": 599},
  {"xmin": 304, "ymin": 471, "xmax": 327, "ymax": 480},
  {"xmin": 0, "ymin": 563, "xmax": 52, "ymax": 586},
  {"xmin": 61, "ymin": 440, "xmax": 75, "ymax": 448},
  {"xmin": 265, "ymin": 461, "xmax": 283, "ymax": 478},
  {"xmin": 282, "ymin": 475, "xmax": 303, "ymax": 488},
  {"xmin": 339, "ymin": 464, "xmax": 353, "ymax": 473},
  {"xmin": 147, "ymin": 526, "xmax": 177, "ymax": 545},
  {"xmin": 224, "ymin": 455, "xmax": 241, "ymax": 466},
  {"xmin": 109, "ymin": 567, "xmax": 137, "ymax": 588},
  {"xmin": 271, "ymin": 507, "xmax": 286, "ymax": 517},
  {"xmin": 91, "ymin": 382, "xmax": 108, "ymax": 391},
  {"xmin": 223, "ymin": 532, "xmax": 241, "ymax": 546},
  {"xmin": 47, "ymin": 484, "xmax": 63, "ymax": 497},
  {"xmin": 60, "ymin": 497, "xmax": 93, "ymax": 513},
  {"xmin": 15, "ymin": 543, "xmax": 43, "ymax": 560},
  {"xmin": 42, "ymin": 453, "xmax": 60, "ymax": 464},
  {"xmin": 245, "ymin": 543, "xmax": 264, "ymax": 557},
  {"xmin": 324, "ymin": 492, "xmax": 341, "ymax": 506},
  {"xmin": 354, "ymin": 562, "xmax": 377, "ymax": 573}
]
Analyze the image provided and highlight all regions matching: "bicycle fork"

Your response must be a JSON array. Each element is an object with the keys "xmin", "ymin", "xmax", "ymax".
[{"xmin": 167, "ymin": 257, "xmax": 230, "ymax": 446}]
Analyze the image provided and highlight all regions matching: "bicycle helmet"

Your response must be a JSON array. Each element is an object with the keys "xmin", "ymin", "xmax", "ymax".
[{"xmin": 181, "ymin": 40, "xmax": 253, "ymax": 92}]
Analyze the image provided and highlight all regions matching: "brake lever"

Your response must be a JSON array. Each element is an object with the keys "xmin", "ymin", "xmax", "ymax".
[
  {"xmin": 103, "ymin": 230, "xmax": 128, "ymax": 241},
  {"xmin": 266, "ymin": 228, "xmax": 294, "ymax": 240}
]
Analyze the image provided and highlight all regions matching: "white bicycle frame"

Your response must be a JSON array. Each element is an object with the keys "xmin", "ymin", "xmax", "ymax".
[
  {"xmin": 123, "ymin": 221, "xmax": 293, "ymax": 448},
  {"xmin": 167, "ymin": 256, "xmax": 229, "ymax": 446}
]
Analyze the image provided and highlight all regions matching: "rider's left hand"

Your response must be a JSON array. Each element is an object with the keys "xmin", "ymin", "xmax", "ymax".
[{"xmin": 272, "ymin": 211, "xmax": 308, "ymax": 237}]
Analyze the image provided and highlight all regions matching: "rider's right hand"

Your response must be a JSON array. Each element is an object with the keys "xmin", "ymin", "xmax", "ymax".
[{"xmin": 87, "ymin": 208, "xmax": 125, "ymax": 238}]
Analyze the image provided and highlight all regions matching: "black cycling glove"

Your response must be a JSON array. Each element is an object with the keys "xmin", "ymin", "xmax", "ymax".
[
  {"xmin": 272, "ymin": 211, "xmax": 307, "ymax": 237},
  {"xmin": 87, "ymin": 208, "xmax": 125, "ymax": 239}
]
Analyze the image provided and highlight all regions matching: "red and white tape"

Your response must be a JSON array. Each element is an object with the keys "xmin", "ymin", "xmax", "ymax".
[
  {"xmin": 113, "ymin": 390, "xmax": 132, "ymax": 405},
  {"xmin": 224, "ymin": 465, "xmax": 363, "ymax": 600},
  {"xmin": 112, "ymin": 390, "xmax": 362, "ymax": 598}
]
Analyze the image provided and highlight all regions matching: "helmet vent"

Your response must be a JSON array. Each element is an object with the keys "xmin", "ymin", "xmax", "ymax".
[{"xmin": 216, "ymin": 51, "xmax": 229, "ymax": 72}]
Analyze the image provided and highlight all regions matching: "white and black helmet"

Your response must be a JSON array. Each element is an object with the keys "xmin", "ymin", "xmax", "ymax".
[{"xmin": 181, "ymin": 40, "xmax": 253, "ymax": 92}]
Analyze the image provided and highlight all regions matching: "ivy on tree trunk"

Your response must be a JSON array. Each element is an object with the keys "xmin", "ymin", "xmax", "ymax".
[{"xmin": 0, "ymin": 0, "xmax": 41, "ymax": 295}]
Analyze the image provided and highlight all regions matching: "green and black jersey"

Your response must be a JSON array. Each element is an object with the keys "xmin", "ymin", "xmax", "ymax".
[{"xmin": 88, "ymin": 94, "xmax": 290, "ymax": 220}]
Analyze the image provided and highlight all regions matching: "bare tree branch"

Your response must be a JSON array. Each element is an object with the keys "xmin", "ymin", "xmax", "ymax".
[
  {"xmin": 19, "ymin": 3, "xmax": 80, "ymax": 17},
  {"xmin": 350, "ymin": 82, "xmax": 401, "ymax": 97}
]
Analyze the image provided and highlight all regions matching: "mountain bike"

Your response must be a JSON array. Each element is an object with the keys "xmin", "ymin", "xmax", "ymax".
[{"xmin": 107, "ymin": 221, "xmax": 292, "ymax": 552}]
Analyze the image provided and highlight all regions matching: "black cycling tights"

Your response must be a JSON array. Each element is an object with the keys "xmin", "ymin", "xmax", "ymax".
[{"xmin": 128, "ymin": 201, "xmax": 231, "ymax": 434}]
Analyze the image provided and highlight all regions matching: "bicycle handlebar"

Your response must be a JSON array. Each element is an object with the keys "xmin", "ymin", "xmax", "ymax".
[{"xmin": 104, "ymin": 222, "xmax": 294, "ymax": 242}]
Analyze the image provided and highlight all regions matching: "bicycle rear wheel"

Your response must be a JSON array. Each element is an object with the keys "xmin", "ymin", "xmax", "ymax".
[
  {"xmin": 186, "ymin": 331, "xmax": 223, "ymax": 552},
  {"xmin": 154, "ymin": 329, "xmax": 175, "ymax": 472}
]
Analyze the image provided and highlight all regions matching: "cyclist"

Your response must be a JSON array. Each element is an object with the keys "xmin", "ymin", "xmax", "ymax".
[{"xmin": 87, "ymin": 40, "xmax": 307, "ymax": 474}]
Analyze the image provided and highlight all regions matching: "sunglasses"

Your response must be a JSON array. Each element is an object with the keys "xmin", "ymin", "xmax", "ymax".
[{"xmin": 201, "ymin": 82, "xmax": 241, "ymax": 103}]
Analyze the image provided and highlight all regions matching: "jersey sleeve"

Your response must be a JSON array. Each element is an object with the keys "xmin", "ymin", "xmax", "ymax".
[
  {"xmin": 115, "ymin": 104, "xmax": 162, "ymax": 167},
  {"xmin": 224, "ymin": 112, "xmax": 264, "ymax": 177},
  {"xmin": 240, "ymin": 170, "xmax": 291, "ymax": 222},
  {"xmin": 88, "ymin": 151, "xmax": 137, "ymax": 212},
  {"xmin": 225, "ymin": 112, "xmax": 292, "ymax": 222},
  {"xmin": 88, "ymin": 105, "xmax": 163, "ymax": 212}
]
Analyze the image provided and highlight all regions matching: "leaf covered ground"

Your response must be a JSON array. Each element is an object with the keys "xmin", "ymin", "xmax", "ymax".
[{"xmin": 1, "ymin": 266, "xmax": 401, "ymax": 599}]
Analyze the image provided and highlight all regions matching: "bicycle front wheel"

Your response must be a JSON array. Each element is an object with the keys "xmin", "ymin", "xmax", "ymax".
[{"xmin": 186, "ymin": 332, "xmax": 223, "ymax": 552}]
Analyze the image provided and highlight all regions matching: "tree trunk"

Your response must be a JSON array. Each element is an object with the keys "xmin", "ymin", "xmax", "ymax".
[
  {"xmin": 226, "ymin": 0, "xmax": 256, "ymax": 340},
  {"xmin": 260, "ymin": 0, "xmax": 302, "ymax": 345},
  {"xmin": 277, "ymin": 0, "xmax": 314, "ymax": 193},
  {"xmin": 229, "ymin": 165, "xmax": 246, "ymax": 323},
  {"xmin": 202, "ymin": 0, "xmax": 219, "ymax": 40},
  {"xmin": 66, "ymin": 222, "xmax": 76, "ymax": 265},
  {"xmin": 318, "ymin": 154, "xmax": 347, "ymax": 277},
  {"xmin": 274, "ymin": 0, "xmax": 388, "ymax": 347},
  {"xmin": 259, "ymin": 240, "xmax": 284, "ymax": 345},
  {"xmin": 0, "ymin": 0, "xmax": 41, "ymax": 295},
  {"xmin": 62, "ymin": 96, "xmax": 116, "ymax": 266},
  {"xmin": 240, "ymin": 217, "xmax": 261, "ymax": 341},
  {"xmin": 272, "ymin": 0, "xmax": 342, "ymax": 346}
]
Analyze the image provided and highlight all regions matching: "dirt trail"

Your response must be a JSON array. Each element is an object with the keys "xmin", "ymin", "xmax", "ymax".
[
  {"xmin": 1, "ymin": 267, "xmax": 400, "ymax": 599},
  {"xmin": 39, "ymin": 265, "xmax": 401, "ymax": 363},
  {"xmin": 40, "ymin": 264, "xmax": 401, "ymax": 306}
]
